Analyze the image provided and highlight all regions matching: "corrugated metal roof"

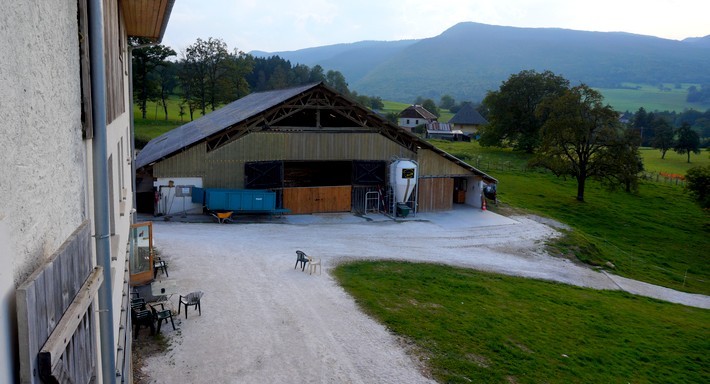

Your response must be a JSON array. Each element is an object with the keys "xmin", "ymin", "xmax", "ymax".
[
  {"xmin": 448, "ymin": 103, "xmax": 488, "ymax": 125},
  {"xmin": 136, "ymin": 83, "xmax": 319, "ymax": 168}
]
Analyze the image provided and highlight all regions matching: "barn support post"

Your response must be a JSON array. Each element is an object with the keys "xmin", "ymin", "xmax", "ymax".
[{"xmin": 88, "ymin": 0, "xmax": 117, "ymax": 382}]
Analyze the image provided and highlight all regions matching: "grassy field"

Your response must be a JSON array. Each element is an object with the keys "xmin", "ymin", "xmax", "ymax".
[
  {"xmin": 333, "ymin": 261, "xmax": 710, "ymax": 384},
  {"xmin": 133, "ymin": 97, "xmax": 189, "ymax": 147},
  {"xmin": 640, "ymin": 147, "xmax": 710, "ymax": 174},
  {"xmin": 430, "ymin": 140, "xmax": 709, "ymax": 295},
  {"xmin": 596, "ymin": 83, "xmax": 709, "ymax": 113}
]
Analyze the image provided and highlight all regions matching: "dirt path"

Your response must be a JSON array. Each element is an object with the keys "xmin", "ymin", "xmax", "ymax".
[{"xmin": 138, "ymin": 212, "xmax": 709, "ymax": 383}]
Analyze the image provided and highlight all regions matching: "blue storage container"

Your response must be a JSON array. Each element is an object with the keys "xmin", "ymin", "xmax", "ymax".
[{"xmin": 202, "ymin": 188, "xmax": 281, "ymax": 213}]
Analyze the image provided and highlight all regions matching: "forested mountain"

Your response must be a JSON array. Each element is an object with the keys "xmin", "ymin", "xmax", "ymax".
[{"xmin": 252, "ymin": 22, "xmax": 710, "ymax": 103}]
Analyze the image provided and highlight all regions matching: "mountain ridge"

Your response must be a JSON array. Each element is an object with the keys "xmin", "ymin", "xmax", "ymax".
[{"xmin": 251, "ymin": 22, "xmax": 710, "ymax": 103}]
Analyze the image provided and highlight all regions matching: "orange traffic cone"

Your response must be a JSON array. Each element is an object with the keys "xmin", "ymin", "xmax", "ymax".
[{"xmin": 482, "ymin": 198, "xmax": 487, "ymax": 211}]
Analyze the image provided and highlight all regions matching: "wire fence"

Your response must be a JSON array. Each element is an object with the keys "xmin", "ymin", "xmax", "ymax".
[{"xmin": 640, "ymin": 171, "xmax": 687, "ymax": 187}]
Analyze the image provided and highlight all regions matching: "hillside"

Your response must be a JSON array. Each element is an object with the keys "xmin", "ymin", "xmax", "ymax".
[{"xmin": 253, "ymin": 22, "xmax": 710, "ymax": 104}]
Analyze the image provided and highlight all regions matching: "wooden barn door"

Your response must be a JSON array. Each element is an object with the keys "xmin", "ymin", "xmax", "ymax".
[
  {"xmin": 283, "ymin": 186, "xmax": 352, "ymax": 214},
  {"xmin": 417, "ymin": 178, "xmax": 454, "ymax": 212}
]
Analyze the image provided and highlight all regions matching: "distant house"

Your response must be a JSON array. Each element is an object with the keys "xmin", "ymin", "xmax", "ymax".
[
  {"xmin": 449, "ymin": 103, "xmax": 488, "ymax": 137},
  {"xmin": 398, "ymin": 105, "xmax": 438, "ymax": 130},
  {"xmin": 426, "ymin": 121, "xmax": 470, "ymax": 142}
]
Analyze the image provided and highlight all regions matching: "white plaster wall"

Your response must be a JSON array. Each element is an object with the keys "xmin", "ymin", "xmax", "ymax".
[
  {"xmin": 0, "ymin": 0, "xmax": 87, "ymax": 283},
  {"xmin": 0, "ymin": 0, "xmax": 86, "ymax": 379},
  {"xmin": 465, "ymin": 177, "xmax": 484, "ymax": 208},
  {"xmin": 398, "ymin": 117, "xmax": 421, "ymax": 128},
  {"xmin": 155, "ymin": 177, "xmax": 204, "ymax": 215}
]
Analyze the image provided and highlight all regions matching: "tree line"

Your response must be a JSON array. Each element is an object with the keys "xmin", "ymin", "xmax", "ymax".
[
  {"xmin": 473, "ymin": 70, "xmax": 710, "ymax": 202},
  {"xmin": 130, "ymin": 37, "xmax": 384, "ymax": 122}
]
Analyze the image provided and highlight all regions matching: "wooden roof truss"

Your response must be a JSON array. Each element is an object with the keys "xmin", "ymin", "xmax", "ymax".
[{"xmin": 206, "ymin": 87, "xmax": 420, "ymax": 153}]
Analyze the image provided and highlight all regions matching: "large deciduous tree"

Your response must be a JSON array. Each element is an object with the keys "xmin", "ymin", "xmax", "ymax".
[
  {"xmin": 603, "ymin": 128, "xmax": 644, "ymax": 193},
  {"xmin": 439, "ymin": 94, "xmax": 456, "ymax": 111},
  {"xmin": 481, "ymin": 70, "xmax": 569, "ymax": 152},
  {"xmin": 422, "ymin": 99, "xmax": 440, "ymax": 117},
  {"xmin": 154, "ymin": 61, "xmax": 177, "ymax": 120},
  {"xmin": 632, "ymin": 107, "xmax": 655, "ymax": 146},
  {"xmin": 673, "ymin": 122, "xmax": 701, "ymax": 163},
  {"xmin": 178, "ymin": 38, "xmax": 254, "ymax": 120},
  {"xmin": 533, "ymin": 85, "xmax": 634, "ymax": 201},
  {"xmin": 182, "ymin": 37, "xmax": 232, "ymax": 115},
  {"xmin": 130, "ymin": 37, "xmax": 176, "ymax": 119},
  {"xmin": 650, "ymin": 118, "xmax": 675, "ymax": 159}
]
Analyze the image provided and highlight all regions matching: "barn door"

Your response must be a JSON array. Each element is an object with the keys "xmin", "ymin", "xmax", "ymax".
[
  {"xmin": 245, "ymin": 161, "xmax": 283, "ymax": 189},
  {"xmin": 417, "ymin": 178, "xmax": 454, "ymax": 212}
]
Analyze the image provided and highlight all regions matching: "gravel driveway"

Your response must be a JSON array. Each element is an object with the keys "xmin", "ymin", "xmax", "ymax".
[{"xmin": 138, "ymin": 209, "xmax": 709, "ymax": 383}]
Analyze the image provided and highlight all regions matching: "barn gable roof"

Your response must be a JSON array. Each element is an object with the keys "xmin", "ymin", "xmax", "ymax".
[
  {"xmin": 449, "ymin": 103, "xmax": 488, "ymax": 125},
  {"xmin": 136, "ymin": 82, "xmax": 496, "ymax": 183}
]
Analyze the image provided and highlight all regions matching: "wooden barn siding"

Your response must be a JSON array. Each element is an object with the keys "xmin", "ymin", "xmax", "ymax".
[
  {"xmin": 417, "ymin": 178, "xmax": 454, "ymax": 212},
  {"xmin": 283, "ymin": 186, "xmax": 352, "ymax": 214},
  {"xmin": 153, "ymin": 142, "xmax": 207, "ymax": 178},
  {"xmin": 155, "ymin": 132, "xmax": 416, "ymax": 188},
  {"xmin": 417, "ymin": 149, "xmax": 472, "ymax": 177}
]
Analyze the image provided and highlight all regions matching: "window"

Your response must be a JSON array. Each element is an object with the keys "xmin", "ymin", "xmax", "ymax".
[
  {"xmin": 77, "ymin": 0, "xmax": 92, "ymax": 138},
  {"xmin": 103, "ymin": 0, "xmax": 125, "ymax": 123}
]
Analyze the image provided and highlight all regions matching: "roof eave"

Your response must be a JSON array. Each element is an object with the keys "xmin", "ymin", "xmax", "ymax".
[{"xmin": 122, "ymin": 0, "xmax": 175, "ymax": 43}]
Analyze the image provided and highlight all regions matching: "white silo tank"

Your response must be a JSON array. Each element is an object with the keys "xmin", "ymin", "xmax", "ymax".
[{"xmin": 390, "ymin": 159, "xmax": 418, "ymax": 203}]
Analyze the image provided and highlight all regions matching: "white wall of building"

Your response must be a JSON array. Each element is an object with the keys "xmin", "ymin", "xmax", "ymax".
[
  {"xmin": 398, "ymin": 117, "xmax": 423, "ymax": 128},
  {"xmin": 465, "ymin": 177, "xmax": 484, "ymax": 209},
  {"xmin": 1, "ymin": 1, "xmax": 140, "ymax": 380},
  {"xmin": 0, "ymin": 2, "xmax": 86, "ymax": 380},
  {"xmin": 155, "ymin": 177, "xmax": 205, "ymax": 216}
]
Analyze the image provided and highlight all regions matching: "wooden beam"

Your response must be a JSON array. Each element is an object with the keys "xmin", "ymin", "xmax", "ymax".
[{"xmin": 38, "ymin": 267, "xmax": 104, "ymax": 381}]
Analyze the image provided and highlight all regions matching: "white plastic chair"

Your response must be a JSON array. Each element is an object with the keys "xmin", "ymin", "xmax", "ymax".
[{"xmin": 307, "ymin": 256, "xmax": 321, "ymax": 275}]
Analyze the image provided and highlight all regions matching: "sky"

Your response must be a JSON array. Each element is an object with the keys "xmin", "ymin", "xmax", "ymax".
[{"xmin": 162, "ymin": 0, "xmax": 710, "ymax": 53}]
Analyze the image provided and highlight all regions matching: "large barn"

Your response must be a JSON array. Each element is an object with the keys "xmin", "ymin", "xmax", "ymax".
[{"xmin": 135, "ymin": 83, "xmax": 496, "ymax": 216}]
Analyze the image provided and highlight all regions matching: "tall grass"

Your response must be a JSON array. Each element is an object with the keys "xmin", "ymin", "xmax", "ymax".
[{"xmin": 641, "ymin": 147, "xmax": 710, "ymax": 174}]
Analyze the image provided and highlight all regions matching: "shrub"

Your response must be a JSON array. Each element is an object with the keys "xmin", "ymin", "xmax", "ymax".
[{"xmin": 685, "ymin": 165, "xmax": 710, "ymax": 208}]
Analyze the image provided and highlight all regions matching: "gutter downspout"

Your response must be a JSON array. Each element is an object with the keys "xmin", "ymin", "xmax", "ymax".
[{"xmin": 88, "ymin": 0, "xmax": 116, "ymax": 382}]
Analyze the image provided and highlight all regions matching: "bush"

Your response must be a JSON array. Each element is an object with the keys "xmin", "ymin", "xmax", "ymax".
[{"xmin": 685, "ymin": 165, "xmax": 710, "ymax": 208}]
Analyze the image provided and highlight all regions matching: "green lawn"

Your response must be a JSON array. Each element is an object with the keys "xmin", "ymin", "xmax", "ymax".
[
  {"xmin": 641, "ymin": 147, "xmax": 710, "ymax": 174},
  {"xmin": 596, "ymin": 83, "xmax": 709, "ymax": 113},
  {"xmin": 429, "ymin": 141, "xmax": 710, "ymax": 295},
  {"xmin": 333, "ymin": 261, "xmax": 710, "ymax": 384}
]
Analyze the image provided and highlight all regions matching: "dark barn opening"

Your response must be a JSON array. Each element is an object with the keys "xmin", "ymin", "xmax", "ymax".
[{"xmin": 283, "ymin": 161, "xmax": 352, "ymax": 187}]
